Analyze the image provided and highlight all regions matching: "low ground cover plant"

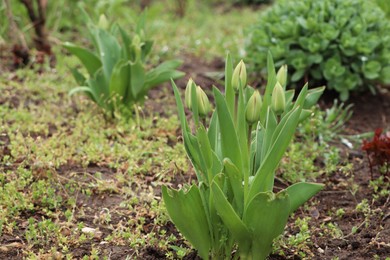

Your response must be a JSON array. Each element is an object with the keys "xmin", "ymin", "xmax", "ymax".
[
  {"xmin": 246, "ymin": 0, "xmax": 390, "ymax": 100},
  {"xmin": 163, "ymin": 53, "xmax": 325, "ymax": 259},
  {"xmin": 64, "ymin": 11, "xmax": 184, "ymax": 118}
]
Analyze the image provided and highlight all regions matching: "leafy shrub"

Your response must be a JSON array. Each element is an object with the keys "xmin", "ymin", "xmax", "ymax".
[
  {"xmin": 246, "ymin": 0, "xmax": 390, "ymax": 100},
  {"xmin": 231, "ymin": 0, "xmax": 272, "ymax": 5},
  {"xmin": 376, "ymin": 0, "xmax": 390, "ymax": 19},
  {"xmin": 64, "ymin": 12, "xmax": 184, "ymax": 117},
  {"xmin": 163, "ymin": 53, "xmax": 324, "ymax": 259}
]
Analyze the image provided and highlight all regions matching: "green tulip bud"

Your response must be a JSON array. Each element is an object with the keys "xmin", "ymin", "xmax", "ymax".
[
  {"xmin": 196, "ymin": 86, "xmax": 211, "ymax": 117},
  {"xmin": 232, "ymin": 60, "xmax": 247, "ymax": 92},
  {"xmin": 271, "ymin": 82, "xmax": 286, "ymax": 115},
  {"xmin": 276, "ymin": 64, "xmax": 288, "ymax": 88},
  {"xmin": 245, "ymin": 91, "xmax": 262, "ymax": 124},
  {"xmin": 98, "ymin": 14, "xmax": 109, "ymax": 30},
  {"xmin": 184, "ymin": 78, "xmax": 194, "ymax": 109},
  {"xmin": 132, "ymin": 35, "xmax": 142, "ymax": 60}
]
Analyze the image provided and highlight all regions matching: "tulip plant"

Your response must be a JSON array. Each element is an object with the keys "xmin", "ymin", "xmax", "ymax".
[
  {"xmin": 163, "ymin": 53, "xmax": 325, "ymax": 259},
  {"xmin": 64, "ymin": 11, "xmax": 184, "ymax": 117}
]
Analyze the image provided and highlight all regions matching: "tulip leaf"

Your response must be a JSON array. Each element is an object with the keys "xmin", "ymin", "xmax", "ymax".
[
  {"xmin": 223, "ymin": 159, "xmax": 244, "ymax": 215},
  {"xmin": 213, "ymin": 87, "xmax": 242, "ymax": 171},
  {"xmin": 260, "ymin": 51, "xmax": 277, "ymax": 125},
  {"xmin": 196, "ymin": 124, "xmax": 213, "ymax": 183},
  {"xmin": 211, "ymin": 182, "xmax": 250, "ymax": 249},
  {"xmin": 69, "ymin": 67, "xmax": 86, "ymax": 86},
  {"xmin": 162, "ymin": 186, "xmax": 211, "ymax": 260},
  {"xmin": 69, "ymin": 86, "xmax": 98, "ymax": 103},
  {"xmin": 243, "ymin": 191, "xmax": 290, "ymax": 259},
  {"xmin": 285, "ymin": 182, "xmax": 324, "ymax": 214},
  {"xmin": 109, "ymin": 60, "xmax": 129, "ymax": 103},
  {"xmin": 249, "ymin": 107, "xmax": 301, "ymax": 197},
  {"xmin": 94, "ymin": 28, "xmax": 121, "ymax": 83},
  {"xmin": 225, "ymin": 53, "xmax": 235, "ymax": 117},
  {"xmin": 303, "ymin": 86, "xmax": 325, "ymax": 109},
  {"xmin": 130, "ymin": 61, "xmax": 145, "ymax": 98},
  {"xmin": 207, "ymin": 111, "xmax": 219, "ymax": 151},
  {"xmin": 63, "ymin": 43, "xmax": 102, "ymax": 76}
]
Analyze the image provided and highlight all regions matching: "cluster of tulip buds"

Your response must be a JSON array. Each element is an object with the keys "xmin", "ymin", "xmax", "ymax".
[
  {"xmin": 184, "ymin": 60, "xmax": 288, "ymax": 125},
  {"xmin": 243, "ymin": 62, "xmax": 288, "ymax": 125}
]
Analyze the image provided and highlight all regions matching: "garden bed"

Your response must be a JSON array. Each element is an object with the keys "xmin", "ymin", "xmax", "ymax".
[{"xmin": 0, "ymin": 55, "xmax": 389, "ymax": 259}]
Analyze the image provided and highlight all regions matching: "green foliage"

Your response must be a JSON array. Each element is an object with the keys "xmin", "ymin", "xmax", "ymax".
[
  {"xmin": 376, "ymin": 0, "xmax": 390, "ymax": 19},
  {"xmin": 229, "ymin": 0, "xmax": 272, "ymax": 5},
  {"xmin": 163, "ymin": 53, "xmax": 324, "ymax": 259},
  {"xmin": 64, "ymin": 11, "xmax": 184, "ymax": 118},
  {"xmin": 246, "ymin": 0, "xmax": 390, "ymax": 100}
]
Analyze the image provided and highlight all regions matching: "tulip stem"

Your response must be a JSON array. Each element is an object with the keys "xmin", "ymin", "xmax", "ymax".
[
  {"xmin": 247, "ymin": 124, "xmax": 252, "ymax": 154},
  {"xmin": 234, "ymin": 93, "xmax": 238, "ymax": 126}
]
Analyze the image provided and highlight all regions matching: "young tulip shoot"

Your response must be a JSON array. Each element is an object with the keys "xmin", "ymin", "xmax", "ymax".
[
  {"xmin": 232, "ymin": 60, "xmax": 247, "ymax": 92},
  {"xmin": 271, "ymin": 82, "xmax": 286, "ymax": 115},
  {"xmin": 245, "ymin": 91, "xmax": 262, "ymax": 125}
]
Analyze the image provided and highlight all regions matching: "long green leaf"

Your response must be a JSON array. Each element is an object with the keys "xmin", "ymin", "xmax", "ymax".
[
  {"xmin": 69, "ymin": 68, "xmax": 86, "ymax": 86},
  {"xmin": 243, "ymin": 191, "xmax": 290, "ymax": 259},
  {"xmin": 95, "ymin": 28, "xmax": 121, "ymax": 83},
  {"xmin": 285, "ymin": 182, "xmax": 324, "ymax": 214},
  {"xmin": 88, "ymin": 69, "xmax": 111, "ymax": 110},
  {"xmin": 197, "ymin": 125, "xmax": 213, "ymax": 175},
  {"xmin": 109, "ymin": 60, "xmax": 129, "ymax": 104},
  {"xmin": 145, "ymin": 70, "xmax": 184, "ymax": 89},
  {"xmin": 130, "ymin": 61, "xmax": 145, "ymax": 98},
  {"xmin": 223, "ymin": 159, "xmax": 244, "ymax": 215},
  {"xmin": 118, "ymin": 26, "xmax": 132, "ymax": 60},
  {"xmin": 63, "ymin": 43, "xmax": 102, "ymax": 76},
  {"xmin": 69, "ymin": 86, "xmax": 98, "ymax": 103},
  {"xmin": 249, "ymin": 107, "xmax": 301, "ymax": 198},
  {"xmin": 303, "ymin": 86, "xmax": 325, "ymax": 109},
  {"xmin": 207, "ymin": 111, "xmax": 219, "ymax": 151},
  {"xmin": 162, "ymin": 186, "xmax": 211, "ymax": 259},
  {"xmin": 261, "ymin": 107, "xmax": 277, "ymax": 164},
  {"xmin": 225, "ymin": 53, "xmax": 235, "ymax": 117},
  {"xmin": 211, "ymin": 182, "xmax": 250, "ymax": 250},
  {"xmin": 237, "ymin": 86, "xmax": 249, "ymax": 173},
  {"xmin": 213, "ymin": 87, "xmax": 242, "ymax": 171},
  {"xmin": 260, "ymin": 52, "xmax": 277, "ymax": 125}
]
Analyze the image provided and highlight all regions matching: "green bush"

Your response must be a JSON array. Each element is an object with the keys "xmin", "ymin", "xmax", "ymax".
[
  {"xmin": 231, "ymin": 0, "xmax": 272, "ymax": 5},
  {"xmin": 376, "ymin": 0, "xmax": 390, "ymax": 19},
  {"xmin": 246, "ymin": 0, "xmax": 390, "ymax": 100},
  {"xmin": 64, "ymin": 11, "xmax": 184, "ymax": 118}
]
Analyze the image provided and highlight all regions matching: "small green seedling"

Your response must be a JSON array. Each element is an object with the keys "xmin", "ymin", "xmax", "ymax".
[{"xmin": 64, "ymin": 11, "xmax": 184, "ymax": 118}]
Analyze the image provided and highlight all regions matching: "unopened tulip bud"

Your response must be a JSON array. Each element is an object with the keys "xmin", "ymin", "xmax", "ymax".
[
  {"xmin": 98, "ymin": 14, "xmax": 109, "ymax": 29},
  {"xmin": 197, "ymin": 86, "xmax": 211, "ymax": 117},
  {"xmin": 184, "ymin": 78, "xmax": 194, "ymax": 109},
  {"xmin": 232, "ymin": 60, "xmax": 247, "ymax": 92},
  {"xmin": 276, "ymin": 65, "xmax": 288, "ymax": 88},
  {"xmin": 245, "ymin": 91, "xmax": 262, "ymax": 124},
  {"xmin": 132, "ymin": 35, "xmax": 142, "ymax": 60},
  {"xmin": 271, "ymin": 82, "xmax": 286, "ymax": 115}
]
